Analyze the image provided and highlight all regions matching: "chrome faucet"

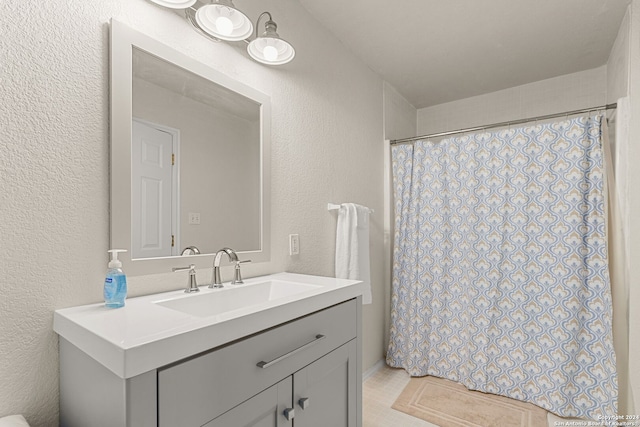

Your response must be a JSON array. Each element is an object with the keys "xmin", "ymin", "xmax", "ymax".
[
  {"xmin": 210, "ymin": 247, "xmax": 238, "ymax": 288},
  {"xmin": 232, "ymin": 259, "xmax": 252, "ymax": 284},
  {"xmin": 180, "ymin": 246, "xmax": 201, "ymax": 256},
  {"xmin": 172, "ymin": 264, "xmax": 199, "ymax": 293}
]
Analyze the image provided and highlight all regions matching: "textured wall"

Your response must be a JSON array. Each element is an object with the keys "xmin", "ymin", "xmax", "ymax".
[{"xmin": 0, "ymin": 1, "xmax": 385, "ymax": 425}]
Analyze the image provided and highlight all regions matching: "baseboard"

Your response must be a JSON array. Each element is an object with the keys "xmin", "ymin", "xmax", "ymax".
[{"xmin": 363, "ymin": 358, "xmax": 386, "ymax": 381}]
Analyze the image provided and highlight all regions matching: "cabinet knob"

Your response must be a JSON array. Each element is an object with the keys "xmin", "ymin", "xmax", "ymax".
[
  {"xmin": 298, "ymin": 397, "xmax": 310, "ymax": 410},
  {"xmin": 283, "ymin": 407, "xmax": 295, "ymax": 421}
]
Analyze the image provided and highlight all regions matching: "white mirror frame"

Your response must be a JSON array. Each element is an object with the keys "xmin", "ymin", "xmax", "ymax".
[{"xmin": 110, "ymin": 19, "xmax": 271, "ymax": 276}]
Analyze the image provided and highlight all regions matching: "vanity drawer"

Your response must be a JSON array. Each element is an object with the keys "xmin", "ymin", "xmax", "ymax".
[{"xmin": 157, "ymin": 298, "xmax": 357, "ymax": 427}]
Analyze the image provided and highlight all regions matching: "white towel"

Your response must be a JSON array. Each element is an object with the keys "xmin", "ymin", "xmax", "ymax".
[
  {"xmin": 0, "ymin": 415, "xmax": 30, "ymax": 427},
  {"xmin": 335, "ymin": 203, "xmax": 372, "ymax": 304}
]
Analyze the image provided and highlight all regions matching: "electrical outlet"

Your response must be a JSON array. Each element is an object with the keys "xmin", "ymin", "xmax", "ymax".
[
  {"xmin": 289, "ymin": 234, "xmax": 299, "ymax": 255},
  {"xmin": 188, "ymin": 212, "xmax": 201, "ymax": 225}
]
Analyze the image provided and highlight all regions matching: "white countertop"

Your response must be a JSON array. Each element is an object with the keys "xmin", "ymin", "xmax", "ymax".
[{"xmin": 54, "ymin": 273, "xmax": 363, "ymax": 379}]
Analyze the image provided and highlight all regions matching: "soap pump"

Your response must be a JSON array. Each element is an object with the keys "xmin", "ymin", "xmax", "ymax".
[{"xmin": 104, "ymin": 249, "xmax": 127, "ymax": 308}]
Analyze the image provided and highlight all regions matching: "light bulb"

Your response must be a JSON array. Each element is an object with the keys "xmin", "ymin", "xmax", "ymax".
[
  {"xmin": 215, "ymin": 16, "xmax": 234, "ymax": 36},
  {"xmin": 263, "ymin": 45, "xmax": 279, "ymax": 62}
]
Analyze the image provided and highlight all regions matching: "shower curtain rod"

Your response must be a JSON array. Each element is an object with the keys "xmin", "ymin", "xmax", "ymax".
[{"xmin": 390, "ymin": 102, "xmax": 617, "ymax": 145}]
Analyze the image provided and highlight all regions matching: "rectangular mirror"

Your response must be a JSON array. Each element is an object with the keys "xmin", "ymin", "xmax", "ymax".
[{"xmin": 110, "ymin": 20, "xmax": 271, "ymax": 276}]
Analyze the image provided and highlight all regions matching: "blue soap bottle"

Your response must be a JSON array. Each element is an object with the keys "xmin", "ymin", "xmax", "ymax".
[{"xmin": 104, "ymin": 249, "xmax": 127, "ymax": 308}]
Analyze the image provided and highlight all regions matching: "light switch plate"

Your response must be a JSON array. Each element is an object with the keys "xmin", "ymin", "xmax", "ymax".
[
  {"xmin": 188, "ymin": 212, "xmax": 200, "ymax": 225},
  {"xmin": 289, "ymin": 234, "xmax": 299, "ymax": 255}
]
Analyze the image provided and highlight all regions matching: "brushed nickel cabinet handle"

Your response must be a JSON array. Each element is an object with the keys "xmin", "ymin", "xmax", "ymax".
[
  {"xmin": 256, "ymin": 334, "xmax": 325, "ymax": 369},
  {"xmin": 283, "ymin": 407, "xmax": 295, "ymax": 421},
  {"xmin": 298, "ymin": 397, "xmax": 310, "ymax": 410}
]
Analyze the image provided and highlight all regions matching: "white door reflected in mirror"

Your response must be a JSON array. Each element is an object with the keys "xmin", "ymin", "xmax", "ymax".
[{"xmin": 132, "ymin": 119, "xmax": 179, "ymax": 259}]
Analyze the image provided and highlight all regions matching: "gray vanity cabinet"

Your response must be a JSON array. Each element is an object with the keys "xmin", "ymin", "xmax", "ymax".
[
  {"xmin": 293, "ymin": 340, "xmax": 358, "ymax": 427},
  {"xmin": 59, "ymin": 297, "xmax": 362, "ymax": 427},
  {"xmin": 203, "ymin": 377, "xmax": 293, "ymax": 427},
  {"xmin": 158, "ymin": 298, "xmax": 361, "ymax": 427},
  {"xmin": 203, "ymin": 340, "xmax": 357, "ymax": 427},
  {"xmin": 201, "ymin": 341, "xmax": 358, "ymax": 427}
]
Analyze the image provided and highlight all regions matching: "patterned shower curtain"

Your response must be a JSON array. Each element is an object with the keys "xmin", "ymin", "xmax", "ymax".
[{"xmin": 386, "ymin": 116, "xmax": 617, "ymax": 418}]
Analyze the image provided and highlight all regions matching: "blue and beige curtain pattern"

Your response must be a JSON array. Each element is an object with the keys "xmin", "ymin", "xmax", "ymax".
[{"xmin": 387, "ymin": 116, "xmax": 617, "ymax": 418}]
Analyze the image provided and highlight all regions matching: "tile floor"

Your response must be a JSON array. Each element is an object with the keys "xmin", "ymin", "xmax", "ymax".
[
  {"xmin": 363, "ymin": 364, "xmax": 437, "ymax": 427},
  {"xmin": 363, "ymin": 364, "xmax": 587, "ymax": 427}
]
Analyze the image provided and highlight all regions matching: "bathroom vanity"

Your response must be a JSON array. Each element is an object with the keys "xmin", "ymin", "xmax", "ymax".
[
  {"xmin": 71, "ymin": 21, "xmax": 366, "ymax": 426},
  {"xmin": 54, "ymin": 273, "xmax": 364, "ymax": 427}
]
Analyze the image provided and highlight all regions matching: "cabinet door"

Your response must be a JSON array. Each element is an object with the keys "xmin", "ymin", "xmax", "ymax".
[
  {"xmin": 158, "ymin": 299, "xmax": 357, "ymax": 427},
  {"xmin": 293, "ymin": 340, "xmax": 357, "ymax": 427},
  {"xmin": 204, "ymin": 376, "xmax": 293, "ymax": 427}
]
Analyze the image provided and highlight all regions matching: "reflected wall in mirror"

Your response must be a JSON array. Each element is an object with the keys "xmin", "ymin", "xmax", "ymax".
[
  {"xmin": 132, "ymin": 48, "xmax": 260, "ymax": 259},
  {"xmin": 111, "ymin": 20, "xmax": 271, "ymax": 276}
]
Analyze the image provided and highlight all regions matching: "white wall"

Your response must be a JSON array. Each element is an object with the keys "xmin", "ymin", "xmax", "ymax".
[
  {"xmin": 606, "ymin": 5, "xmax": 633, "ymax": 416},
  {"xmin": 384, "ymin": 81, "xmax": 417, "ymax": 141},
  {"xmin": 382, "ymin": 82, "xmax": 417, "ymax": 354},
  {"xmin": 417, "ymin": 66, "xmax": 607, "ymax": 135},
  {"xmin": 0, "ymin": 1, "xmax": 385, "ymax": 425},
  {"xmin": 624, "ymin": 0, "xmax": 640, "ymax": 415},
  {"xmin": 608, "ymin": 9, "xmax": 631, "ymax": 104}
]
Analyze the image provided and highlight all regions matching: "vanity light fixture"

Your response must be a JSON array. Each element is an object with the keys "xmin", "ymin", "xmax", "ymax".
[
  {"xmin": 148, "ymin": 0, "xmax": 197, "ymax": 9},
  {"xmin": 195, "ymin": 0, "xmax": 253, "ymax": 41},
  {"xmin": 147, "ymin": 0, "xmax": 294, "ymax": 65},
  {"xmin": 247, "ymin": 12, "xmax": 295, "ymax": 65}
]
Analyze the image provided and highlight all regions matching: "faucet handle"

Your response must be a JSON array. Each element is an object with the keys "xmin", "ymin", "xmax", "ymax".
[
  {"xmin": 231, "ymin": 260, "xmax": 252, "ymax": 285},
  {"xmin": 180, "ymin": 246, "xmax": 201, "ymax": 256},
  {"xmin": 172, "ymin": 264, "xmax": 199, "ymax": 293}
]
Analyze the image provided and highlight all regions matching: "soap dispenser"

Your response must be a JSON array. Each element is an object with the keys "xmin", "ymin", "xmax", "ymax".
[{"xmin": 104, "ymin": 249, "xmax": 127, "ymax": 308}]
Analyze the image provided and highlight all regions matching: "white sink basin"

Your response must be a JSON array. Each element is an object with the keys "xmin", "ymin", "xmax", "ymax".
[
  {"xmin": 155, "ymin": 280, "xmax": 322, "ymax": 317},
  {"xmin": 54, "ymin": 273, "xmax": 364, "ymax": 378}
]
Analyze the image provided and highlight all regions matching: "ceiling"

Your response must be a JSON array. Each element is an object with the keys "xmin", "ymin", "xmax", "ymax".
[{"xmin": 297, "ymin": 0, "xmax": 631, "ymax": 109}]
